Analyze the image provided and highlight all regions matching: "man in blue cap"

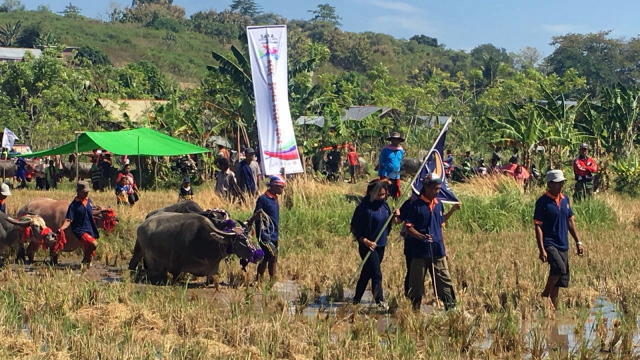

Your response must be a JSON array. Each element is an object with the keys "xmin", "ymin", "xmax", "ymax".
[{"xmin": 397, "ymin": 173, "xmax": 457, "ymax": 310}]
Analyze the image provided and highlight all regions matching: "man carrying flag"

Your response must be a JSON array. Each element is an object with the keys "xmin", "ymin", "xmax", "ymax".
[{"xmin": 395, "ymin": 118, "xmax": 462, "ymax": 308}]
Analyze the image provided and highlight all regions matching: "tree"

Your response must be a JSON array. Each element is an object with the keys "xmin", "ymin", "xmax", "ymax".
[
  {"xmin": 60, "ymin": 2, "xmax": 82, "ymax": 19},
  {"xmin": 470, "ymin": 44, "xmax": 513, "ymax": 87},
  {"xmin": 0, "ymin": 21, "xmax": 21, "ymax": 47},
  {"xmin": 35, "ymin": 31, "xmax": 60, "ymax": 47},
  {"xmin": 513, "ymin": 46, "xmax": 541, "ymax": 71},
  {"xmin": 75, "ymin": 45, "xmax": 112, "ymax": 66},
  {"xmin": 410, "ymin": 35, "xmax": 438, "ymax": 47},
  {"xmin": 16, "ymin": 23, "xmax": 40, "ymax": 48},
  {"xmin": 308, "ymin": 3, "xmax": 342, "ymax": 27},
  {"xmin": 0, "ymin": 0, "xmax": 25, "ymax": 12},
  {"xmin": 36, "ymin": 4, "xmax": 51, "ymax": 12},
  {"xmin": 229, "ymin": 0, "xmax": 262, "ymax": 19},
  {"xmin": 546, "ymin": 31, "xmax": 625, "ymax": 95}
]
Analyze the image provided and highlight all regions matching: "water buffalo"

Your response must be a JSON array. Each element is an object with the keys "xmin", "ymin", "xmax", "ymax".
[
  {"xmin": 145, "ymin": 200, "xmax": 204, "ymax": 219},
  {"xmin": 400, "ymin": 157, "xmax": 422, "ymax": 177},
  {"xmin": 62, "ymin": 162, "xmax": 93, "ymax": 181},
  {"xmin": 0, "ymin": 213, "xmax": 56, "ymax": 266},
  {"xmin": 0, "ymin": 160, "xmax": 38, "ymax": 181},
  {"xmin": 17, "ymin": 198, "xmax": 118, "ymax": 264},
  {"xmin": 129, "ymin": 213, "xmax": 257, "ymax": 284},
  {"xmin": 355, "ymin": 156, "xmax": 370, "ymax": 176}
]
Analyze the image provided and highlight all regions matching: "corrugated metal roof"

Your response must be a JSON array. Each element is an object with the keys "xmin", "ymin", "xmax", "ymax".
[
  {"xmin": 296, "ymin": 116, "xmax": 326, "ymax": 127},
  {"xmin": 98, "ymin": 99, "xmax": 168, "ymax": 123},
  {"xmin": 417, "ymin": 115, "xmax": 451, "ymax": 127},
  {"xmin": 0, "ymin": 47, "xmax": 42, "ymax": 60},
  {"xmin": 341, "ymin": 106, "xmax": 382, "ymax": 121}
]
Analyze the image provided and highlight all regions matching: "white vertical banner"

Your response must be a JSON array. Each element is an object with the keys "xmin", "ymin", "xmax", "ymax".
[{"xmin": 247, "ymin": 25, "xmax": 304, "ymax": 176}]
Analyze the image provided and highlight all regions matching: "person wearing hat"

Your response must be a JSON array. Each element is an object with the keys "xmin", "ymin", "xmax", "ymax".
[
  {"xmin": 396, "ymin": 173, "xmax": 457, "ymax": 310},
  {"xmin": 534, "ymin": 170, "xmax": 584, "ymax": 310},
  {"xmin": 347, "ymin": 145, "xmax": 359, "ymax": 183},
  {"xmin": 178, "ymin": 177, "xmax": 194, "ymax": 202},
  {"xmin": 59, "ymin": 181, "xmax": 100, "ymax": 265},
  {"xmin": 236, "ymin": 147, "xmax": 258, "ymax": 197},
  {"xmin": 249, "ymin": 150, "xmax": 262, "ymax": 189},
  {"xmin": 0, "ymin": 183, "xmax": 11, "ymax": 213},
  {"xmin": 378, "ymin": 132, "xmax": 405, "ymax": 198},
  {"xmin": 252, "ymin": 175, "xmax": 286, "ymax": 282},
  {"xmin": 573, "ymin": 143, "xmax": 598, "ymax": 200}
]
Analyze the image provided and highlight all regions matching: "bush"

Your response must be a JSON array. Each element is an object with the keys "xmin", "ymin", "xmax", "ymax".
[
  {"xmin": 147, "ymin": 17, "xmax": 183, "ymax": 33},
  {"xmin": 611, "ymin": 156, "xmax": 640, "ymax": 197},
  {"xmin": 75, "ymin": 45, "xmax": 112, "ymax": 66}
]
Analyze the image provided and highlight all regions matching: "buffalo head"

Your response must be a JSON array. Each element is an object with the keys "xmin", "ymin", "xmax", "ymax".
[
  {"xmin": 92, "ymin": 207, "xmax": 118, "ymax": 233},
  {"xmin": 8, "ymin": 215, "xmax": 57, "ymax": 248},
  {"xmin": 210, "ymin": 225, "xmax": 257, "ymax": 260}
]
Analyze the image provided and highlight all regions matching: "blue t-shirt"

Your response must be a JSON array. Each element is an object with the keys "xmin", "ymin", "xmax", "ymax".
[
  {"xmin": 350, "ymin": 199, "xmax": 391, "ymax": 247},
  {"xmin": 237, "ymin": 160, "xmax": 256, "ymax": 194},
  {"xmin": 399, "ymin": 196, "xmax": 446, "ymax": 258},
  {"xmin": 534, "ymin": 192, "xmax": 574, "ymax": 251},
  {"xmin": 0, "ymin": 201, "xmax": 6, "ymax": 214},
  {"xmin": 378, "ymin": 147, "xmax": 405, "ymax": 179},
  {"xmin": 254, "ymin": 192, "xmax": 279, "ymax": 243},
  {"xmin": 65, "ymin": 198, "xmax": 100, "ymax": 239}
]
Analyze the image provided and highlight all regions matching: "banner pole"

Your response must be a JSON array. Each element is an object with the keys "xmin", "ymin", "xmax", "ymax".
[{"xmin": 409, "ymin": 117, "xmax": 452, "ymax": 194}]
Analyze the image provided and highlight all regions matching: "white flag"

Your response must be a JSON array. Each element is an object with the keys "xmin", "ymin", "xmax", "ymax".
[
  {"xmin": 247, "ymin": 25, "xmax": 304, "ymax": 176},
  {"xmin": 2, "ymin": 128, "xmax": 18, "ymax": 151}
]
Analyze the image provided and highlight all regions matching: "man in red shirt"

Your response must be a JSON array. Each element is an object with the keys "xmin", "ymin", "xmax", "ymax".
[
  {"xmin": 573, "ymin": 143, "xmax": 598, "ymax": 200},
  {"xmin": 347, "ymin": 146, "xmax": 359, "ymax": 183}
]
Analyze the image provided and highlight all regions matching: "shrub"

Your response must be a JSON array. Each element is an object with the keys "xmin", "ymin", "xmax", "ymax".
[
  {"xmin": 147, "ymin": 17, "xmax": 183, "ymax": 33},
  {"xmin": 611, "ymin": 156, "xmax": 640, "ymax": 197}
]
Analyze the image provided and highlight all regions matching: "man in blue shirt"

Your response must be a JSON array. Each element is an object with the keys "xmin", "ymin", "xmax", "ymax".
[
  {"xmin": 60, "ymin": 181, "xmax": 100, "ymax": 266},
  {"xmin": 236, "ymin": 148, "xmax": 257, "ymax": 197},
  {"xmin": 378, "ymin": 132, "xmax": 405, "ymax": 198},
  {"xmin": 534, "ymin": 170, "xmax": 584, "ymax": 310},
  {"xmin": 398, "ymin": 173, "xmax": 457, "ymax": 310},
  {"xmin": 252, "ymin": 175, "xmax": 285, "ymax": 282}
]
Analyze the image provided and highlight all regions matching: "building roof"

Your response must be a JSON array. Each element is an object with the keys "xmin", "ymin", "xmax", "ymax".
[
  {"xmin": 296, "ymin": 116, "xmax": 326, "ymax": 128},
  {"xmin": 0, "ymin": 48, "xmax": 42, "ymax": 61},
  {"xmin": 98, "ymin": 99, "xmax": 169, "ymax": 123},
  {"xmin": 417, "ymin": 115, "xmax": 451, "ymax": 127}
]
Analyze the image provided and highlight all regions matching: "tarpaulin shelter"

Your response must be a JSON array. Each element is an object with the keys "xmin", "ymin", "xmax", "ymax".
[{"xmin": 23, "ymin": 128, "xmax": 210, "ymax": 187}]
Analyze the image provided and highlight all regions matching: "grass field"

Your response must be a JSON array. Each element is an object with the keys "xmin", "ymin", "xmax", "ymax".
[{"xmin": 0, "ymin": 176, "xmax": 638, "ymax": 359}]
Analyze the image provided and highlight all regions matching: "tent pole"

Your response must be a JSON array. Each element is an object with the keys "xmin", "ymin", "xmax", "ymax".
[
  {"xmin": 74, "ymin": 132, "xmax": 80, "ymax": 185},
  {"xmin": 137, "ymin": 136, "xmax": 142, "ymax": 189}
]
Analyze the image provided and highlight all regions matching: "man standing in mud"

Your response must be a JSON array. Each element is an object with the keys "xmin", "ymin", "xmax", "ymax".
[
  {"xmin": 534, "ymin": 170, "xmax": 584, "ymax": 310},
  {"xmin": 397, "ymin": 174, "xmax": 457, "ymax": 310}
]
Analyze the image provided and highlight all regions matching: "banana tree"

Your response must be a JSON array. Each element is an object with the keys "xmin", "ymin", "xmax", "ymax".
[
  {"xmin": 598, "ymin": 83, "xmax": 640, "ymax": 157},
  {"xmin": 536, "ymin": 87, "xmax": 592, "ymax": 167},
  {"xmin": 488, "ymin": 102, "xmax": 548, "ymax": 171}
]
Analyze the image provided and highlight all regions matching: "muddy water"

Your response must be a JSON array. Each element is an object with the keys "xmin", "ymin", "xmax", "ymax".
[{"xmin": 5, "ymin": 259, "xmax": 640, "ymax": 355}]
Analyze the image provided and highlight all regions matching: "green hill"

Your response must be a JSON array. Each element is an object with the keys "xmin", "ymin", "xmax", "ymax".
[{"xmin": 0, "ymin": 11, "xmax": 225, "ymax": 83}]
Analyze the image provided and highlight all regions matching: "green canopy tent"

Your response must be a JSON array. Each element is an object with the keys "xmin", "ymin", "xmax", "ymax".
[{"xmin": 23, "ymin": 128, "xmax": 210, "ymax": 188}]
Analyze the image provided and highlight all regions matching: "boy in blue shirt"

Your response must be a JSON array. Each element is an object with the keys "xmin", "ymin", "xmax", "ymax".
[
  {"xmin": 534, "ymin": 170, "xmax": 584, "ymax": 310},
  {"xmin": 60, "ymin": 181, "xmax": 100, "ymax": 265},
  {"xmin": 253, "ymin": 175, "xmax": 285, "ymax": 282}
]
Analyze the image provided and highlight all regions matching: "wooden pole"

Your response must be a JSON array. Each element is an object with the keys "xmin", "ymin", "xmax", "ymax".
[
  {"xmin": 74, "ymin": 132, "xmax": 80, "ymax": 185},
  {"xmin": 137, "ymin": 136, "xmax": 142, "ymax": 189}
]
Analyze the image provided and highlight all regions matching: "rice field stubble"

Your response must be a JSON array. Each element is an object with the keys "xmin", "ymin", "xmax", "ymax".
[{"xmin": 0, "ymin": 176, "xmax": 638, "ymax": 359}]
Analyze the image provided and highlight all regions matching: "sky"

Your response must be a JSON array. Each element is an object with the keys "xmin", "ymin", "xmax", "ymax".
[{"xmin": 20, "ymin": 0, "xmax": 640, "ymax": 56}]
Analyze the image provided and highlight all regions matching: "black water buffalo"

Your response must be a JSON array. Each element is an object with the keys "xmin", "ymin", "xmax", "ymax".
[
  {"xmin": 129, "ymin": 213, "xmax": 256, "ymax": 284},
  {"xmin": 62, "ymin": 162, "xmax": 92, "ymax": 181},
  {"xmin": 145, "ymin": 200, "xmax": 204, "ymax": 219},
  {"xmin": 400, "ymin": 157, "xmax": 422, "ymax": 177}
]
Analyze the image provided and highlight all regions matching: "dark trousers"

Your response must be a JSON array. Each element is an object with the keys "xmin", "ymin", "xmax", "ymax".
[
  {"xmin": 408, "ymin": 256, "xmax": 456, "ymax": 310},
  {"xmin": 354, "ymin": 244, "xmax": 386, "ymax": 304}
]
